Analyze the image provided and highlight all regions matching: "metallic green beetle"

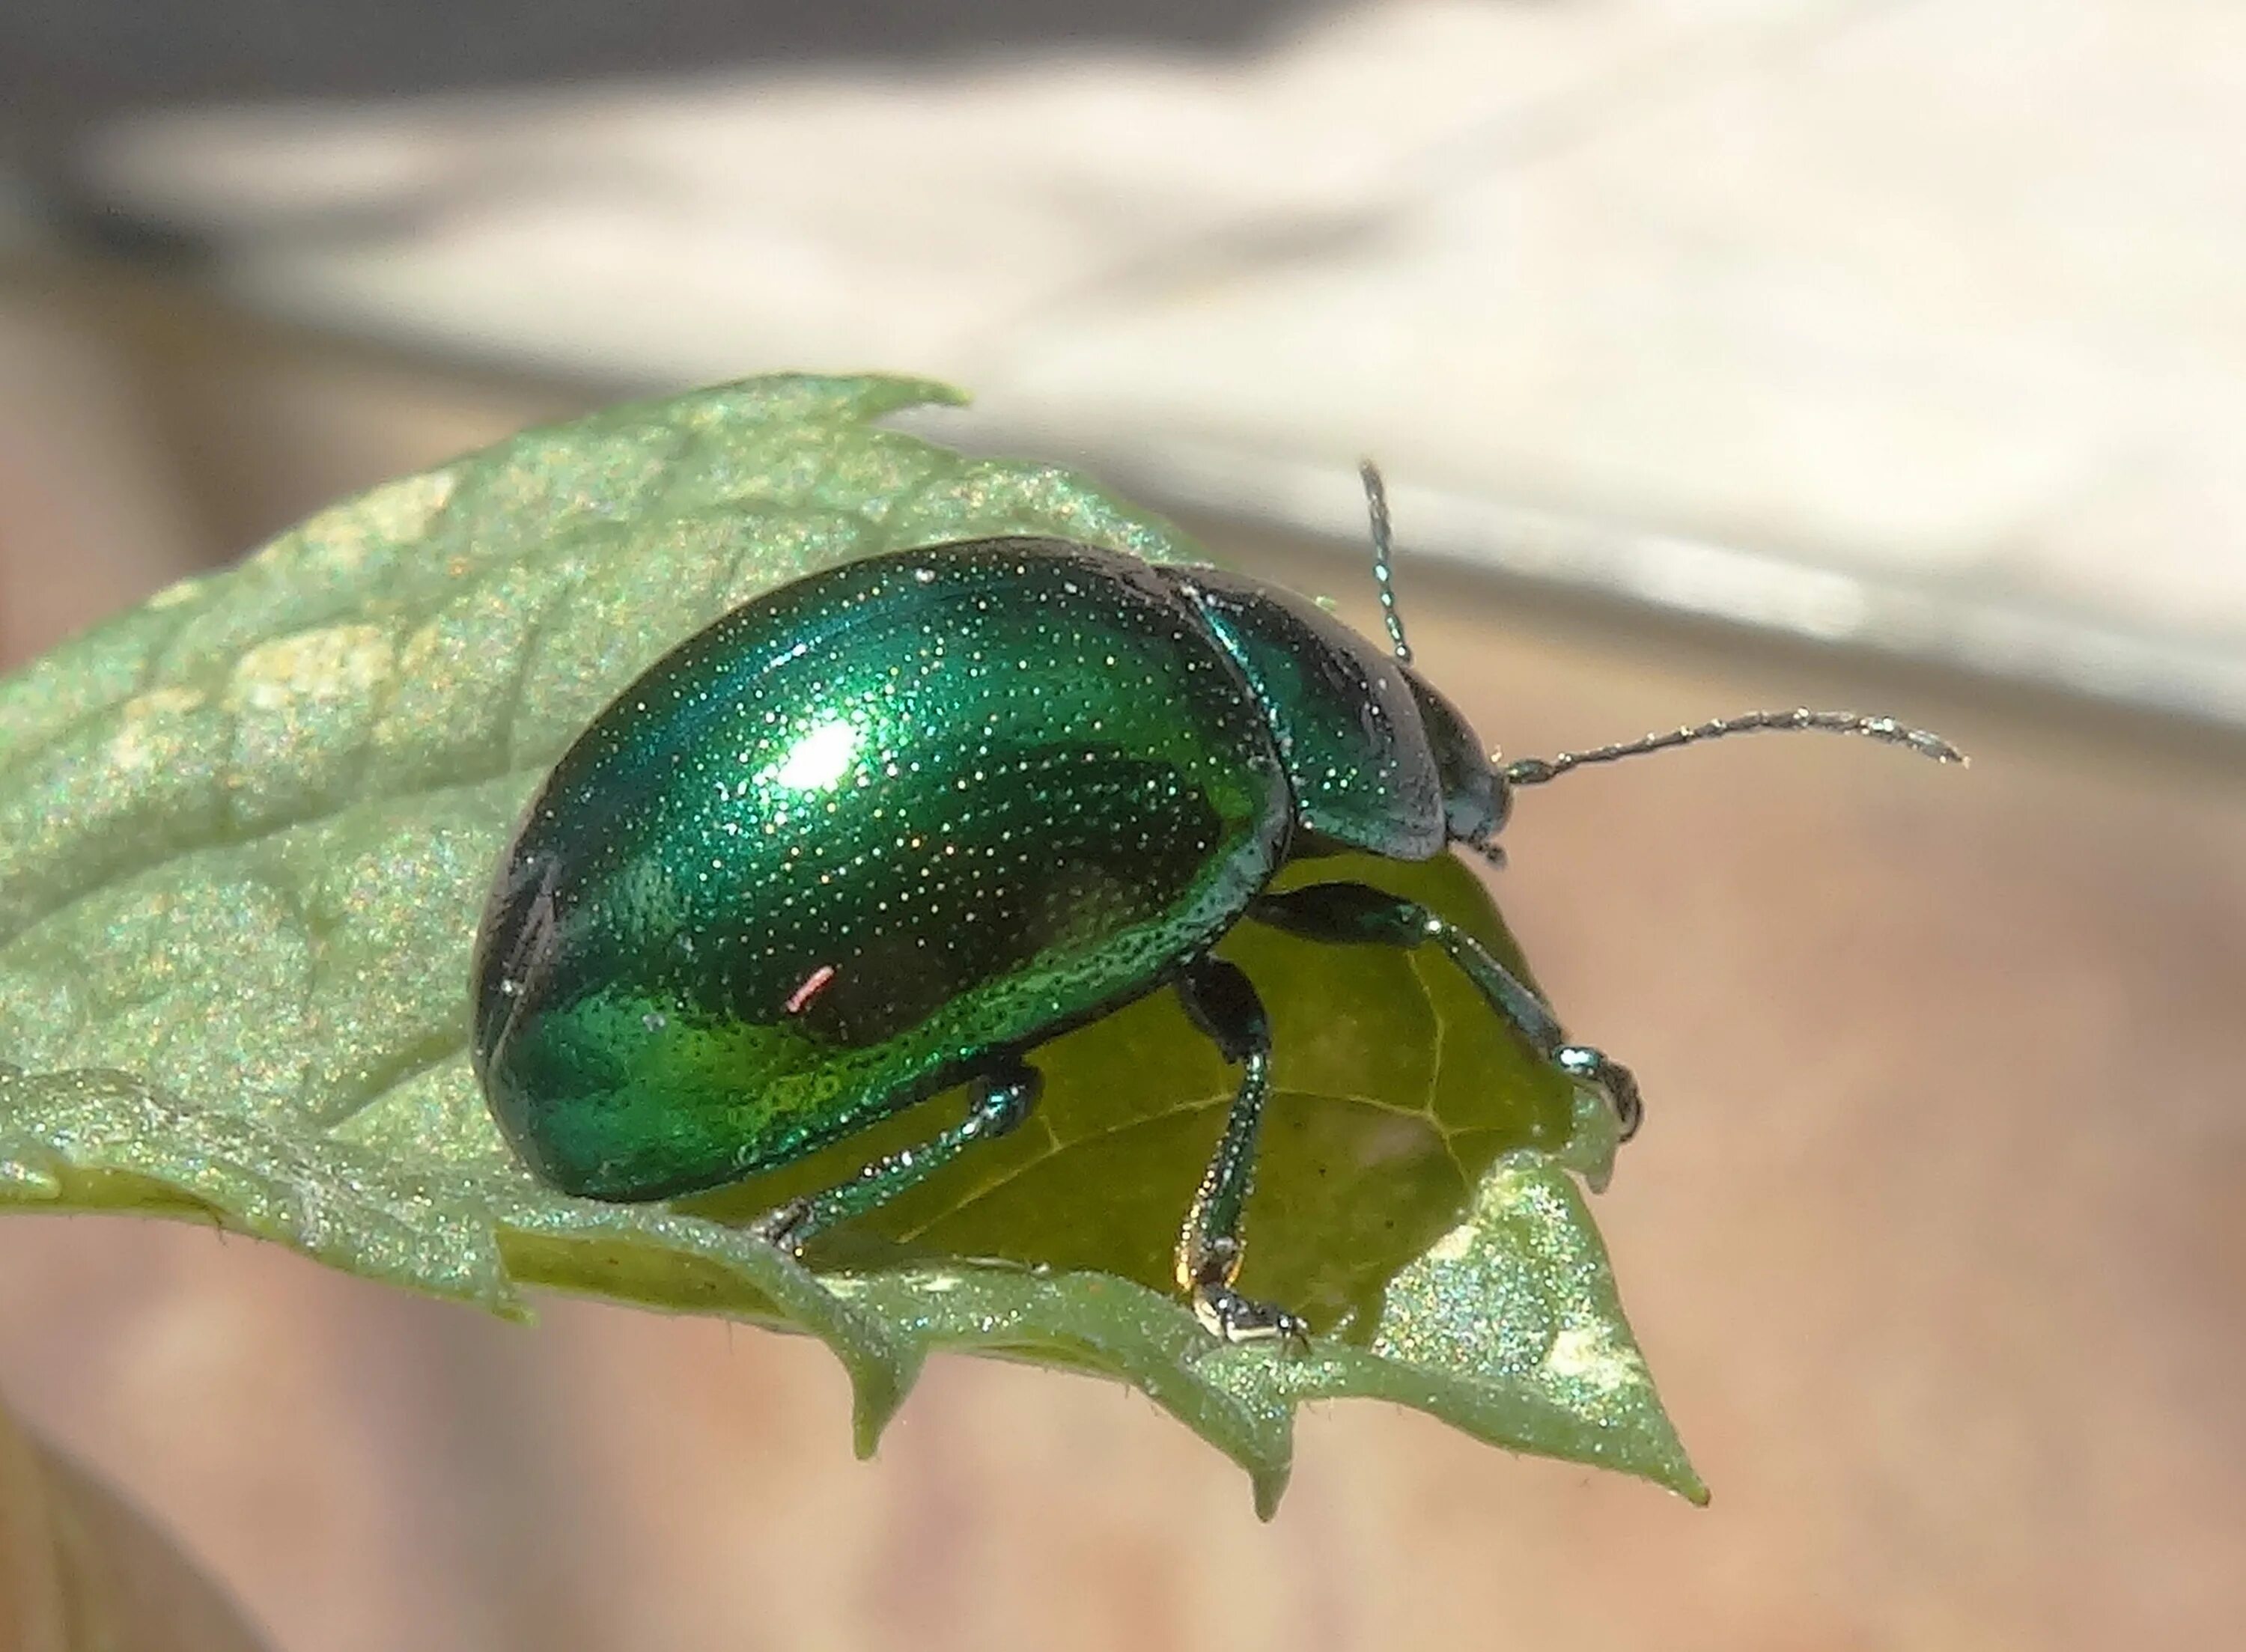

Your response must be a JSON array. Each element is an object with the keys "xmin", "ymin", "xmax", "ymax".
[{"xmin": 472, "ymin": 466, "xmax": 1959, "ymax": 1341}]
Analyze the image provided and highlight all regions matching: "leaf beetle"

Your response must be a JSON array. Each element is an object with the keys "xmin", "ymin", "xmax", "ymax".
[{"xmin": 471, "ymin": 464, "xmax": 1960, "ymax": 1342}]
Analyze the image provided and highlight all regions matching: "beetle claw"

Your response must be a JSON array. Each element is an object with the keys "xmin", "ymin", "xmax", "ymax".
[
  {"xmin": 1558, "ymin": 1045, "xmax": 1644, "ymax": 1142},
  {"xmin": 748, "ymin": 1196, "xmax": 814, "ymax": 1255}
]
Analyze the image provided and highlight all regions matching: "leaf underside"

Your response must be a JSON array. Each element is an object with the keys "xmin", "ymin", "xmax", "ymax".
[{"xmin": 0, "ymin": 375, "xmax": 1702, "ymax": 1514}]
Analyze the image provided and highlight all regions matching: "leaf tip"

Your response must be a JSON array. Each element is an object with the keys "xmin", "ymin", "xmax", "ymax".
[
  {"xmin": 1635, "ymin": 1436, "xmax": 1709, "ymax": 1506},
  {"xmin": 838, "ymin": 373, "xmax": 973, "ymax": 422},
  {"xmin": 903, "ymin": 377, "xmax": 973, "ymax": 411},
  {"xmin": 849, "ymin": 1358, "xmax": 920, "ymax": 1461},
  {"xmin": 1250, "ymin": 1463, "xmax": 1292, "ymax": 1523},
  {"xmin": 482, "ymin": 1290, "xmax": 538, "ymax": 1326}
]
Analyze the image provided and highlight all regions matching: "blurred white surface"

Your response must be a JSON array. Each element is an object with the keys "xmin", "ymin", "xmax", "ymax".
[{"xmin": 75, "ymin": 0, "xmax": 2246, "ymax": 721}]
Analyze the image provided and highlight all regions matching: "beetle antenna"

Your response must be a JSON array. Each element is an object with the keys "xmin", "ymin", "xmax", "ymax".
[
  {"xmin": 1358, "ymin": 460, "xmax": 1412, "ymax": 665},
  {"xmin": 1502, "ymin": 709, "xmax": 1967, "ymax": 786}
]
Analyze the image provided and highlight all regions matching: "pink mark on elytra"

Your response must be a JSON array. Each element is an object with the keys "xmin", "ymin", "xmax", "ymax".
[{"xmin": 784, "ymin": 963, "xmax": 839, "ymax": 1015}]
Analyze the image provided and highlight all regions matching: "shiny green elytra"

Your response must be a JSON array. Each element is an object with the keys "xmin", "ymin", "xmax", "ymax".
[{"xmin": 476, "ymin": 469, "xmax": 1962, "ymax": 1342}]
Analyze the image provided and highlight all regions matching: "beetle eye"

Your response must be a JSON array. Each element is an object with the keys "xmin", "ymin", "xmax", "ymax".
[
  {"xmin": 1451, "ymin": 769, "xmax": 1509, "ymax": 862},
  {"xmin": 1485, "ymin": 771, "xmax": 1513, "ymax": 836}
]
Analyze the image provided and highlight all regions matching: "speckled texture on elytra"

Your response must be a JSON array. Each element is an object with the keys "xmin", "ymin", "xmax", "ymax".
[
  {"xmin": 0, "ymin": 374, "xmax": 1700, "ymax": 1510},
  {"xmin": 475, "ymin": 539, "xmax": 1291, "ymax": 1198}
]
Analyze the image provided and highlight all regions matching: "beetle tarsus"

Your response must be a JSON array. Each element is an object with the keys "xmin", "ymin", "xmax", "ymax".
[
  {"xmin": 748, "ymin": 1196, "xmax": 814, "ymax": 1255},
  {"xmin": 1192, "ymin": 1278, "xmax": 1312, "ymax": 1350},
  {"xmin": 1184, "ymin": 1236, "xmax": 1309, "ymax": 1349},
  {"xmin": 1557, "ymin": 1045, "xmax": 1643, "ymax": 1141}
]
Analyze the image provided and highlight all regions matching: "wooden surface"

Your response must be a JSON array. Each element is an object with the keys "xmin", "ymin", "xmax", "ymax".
[
  {"xmin": 0, "ymin": 296, "xmax": 2240, "ymax": 1650},
  {"xmin": 65, "ymin": 0, "xmax": 2246, "ymax": 726}
]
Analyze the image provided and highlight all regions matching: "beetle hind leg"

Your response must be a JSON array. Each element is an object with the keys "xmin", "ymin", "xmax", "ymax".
[
  {"xmin": 1249, "ymin": 880, "xmax": 1643, "ymax": 1142},
  {"xmin": 1173, "ymin": 956, "xmax": 1311, "ymax": 1350},
  {"xmin": 750, "ymin": 1057, "xmax": 1042, "ymax": 1254}
]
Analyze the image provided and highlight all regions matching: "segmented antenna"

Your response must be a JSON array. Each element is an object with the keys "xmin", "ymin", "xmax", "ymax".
[
  {"xmin": 1358, "ymin": 460, "xmax": 1412, "ymax": 664},
  {"xmin": 1503, "ymin": 709, "xmax": 1966, "ymax": 787}
]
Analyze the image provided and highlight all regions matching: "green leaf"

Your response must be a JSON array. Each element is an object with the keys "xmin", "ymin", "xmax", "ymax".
[{"xmin": 0, "ymin": 374, "xmax": 1701, "ymax": 1512}]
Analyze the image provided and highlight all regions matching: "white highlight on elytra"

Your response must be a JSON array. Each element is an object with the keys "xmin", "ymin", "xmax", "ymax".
[{"xmin": 770, "ymin": 718, "xmax": 860, "ymax": 791}]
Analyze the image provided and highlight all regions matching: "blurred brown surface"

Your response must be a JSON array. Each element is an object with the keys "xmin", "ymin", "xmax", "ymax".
[
  {"xmin": 0, "ymin": 1392, "xmax": 272, "ymax": 1652},
  {"xmin": 0, "ymin": 267, "xmax": 2241, "ymax": 1651}
]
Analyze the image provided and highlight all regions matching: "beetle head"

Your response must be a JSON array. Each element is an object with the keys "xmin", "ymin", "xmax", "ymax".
[{"xmin": 1404, "ymin": 669, "xmax": 1511, "ymax": 860}]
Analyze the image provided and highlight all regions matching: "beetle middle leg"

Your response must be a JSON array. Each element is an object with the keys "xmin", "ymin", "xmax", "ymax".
[
  {"xmin": 1173, "ymin": 955, "xmax": 1310, "ymax": 1349},
  {"xmin": 1248, "ymin": 881, "xmax": 1643, "ymax": 1140},
  {"xmin": 750, "ymin": 1057, "xmax": 1043, "ymax": 1254}
]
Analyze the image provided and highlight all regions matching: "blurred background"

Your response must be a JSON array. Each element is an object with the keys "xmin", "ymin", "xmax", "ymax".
[{"xmin": 1, "ymin": 1, "xmax": 2242, "ymax": 1648}]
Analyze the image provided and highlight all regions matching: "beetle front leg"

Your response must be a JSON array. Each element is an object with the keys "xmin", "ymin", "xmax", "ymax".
[
  {"xmin": 1249, "ymin": 881, "xmax": 1643, "ymax": 1140},
  {"xmin": 1173, "ymin": 955, "xmax": 1309, "ymax": 1349},
  {"xmin": 750, "ymin": 1057, "xmax": 1042, "ymax": 1253}
]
